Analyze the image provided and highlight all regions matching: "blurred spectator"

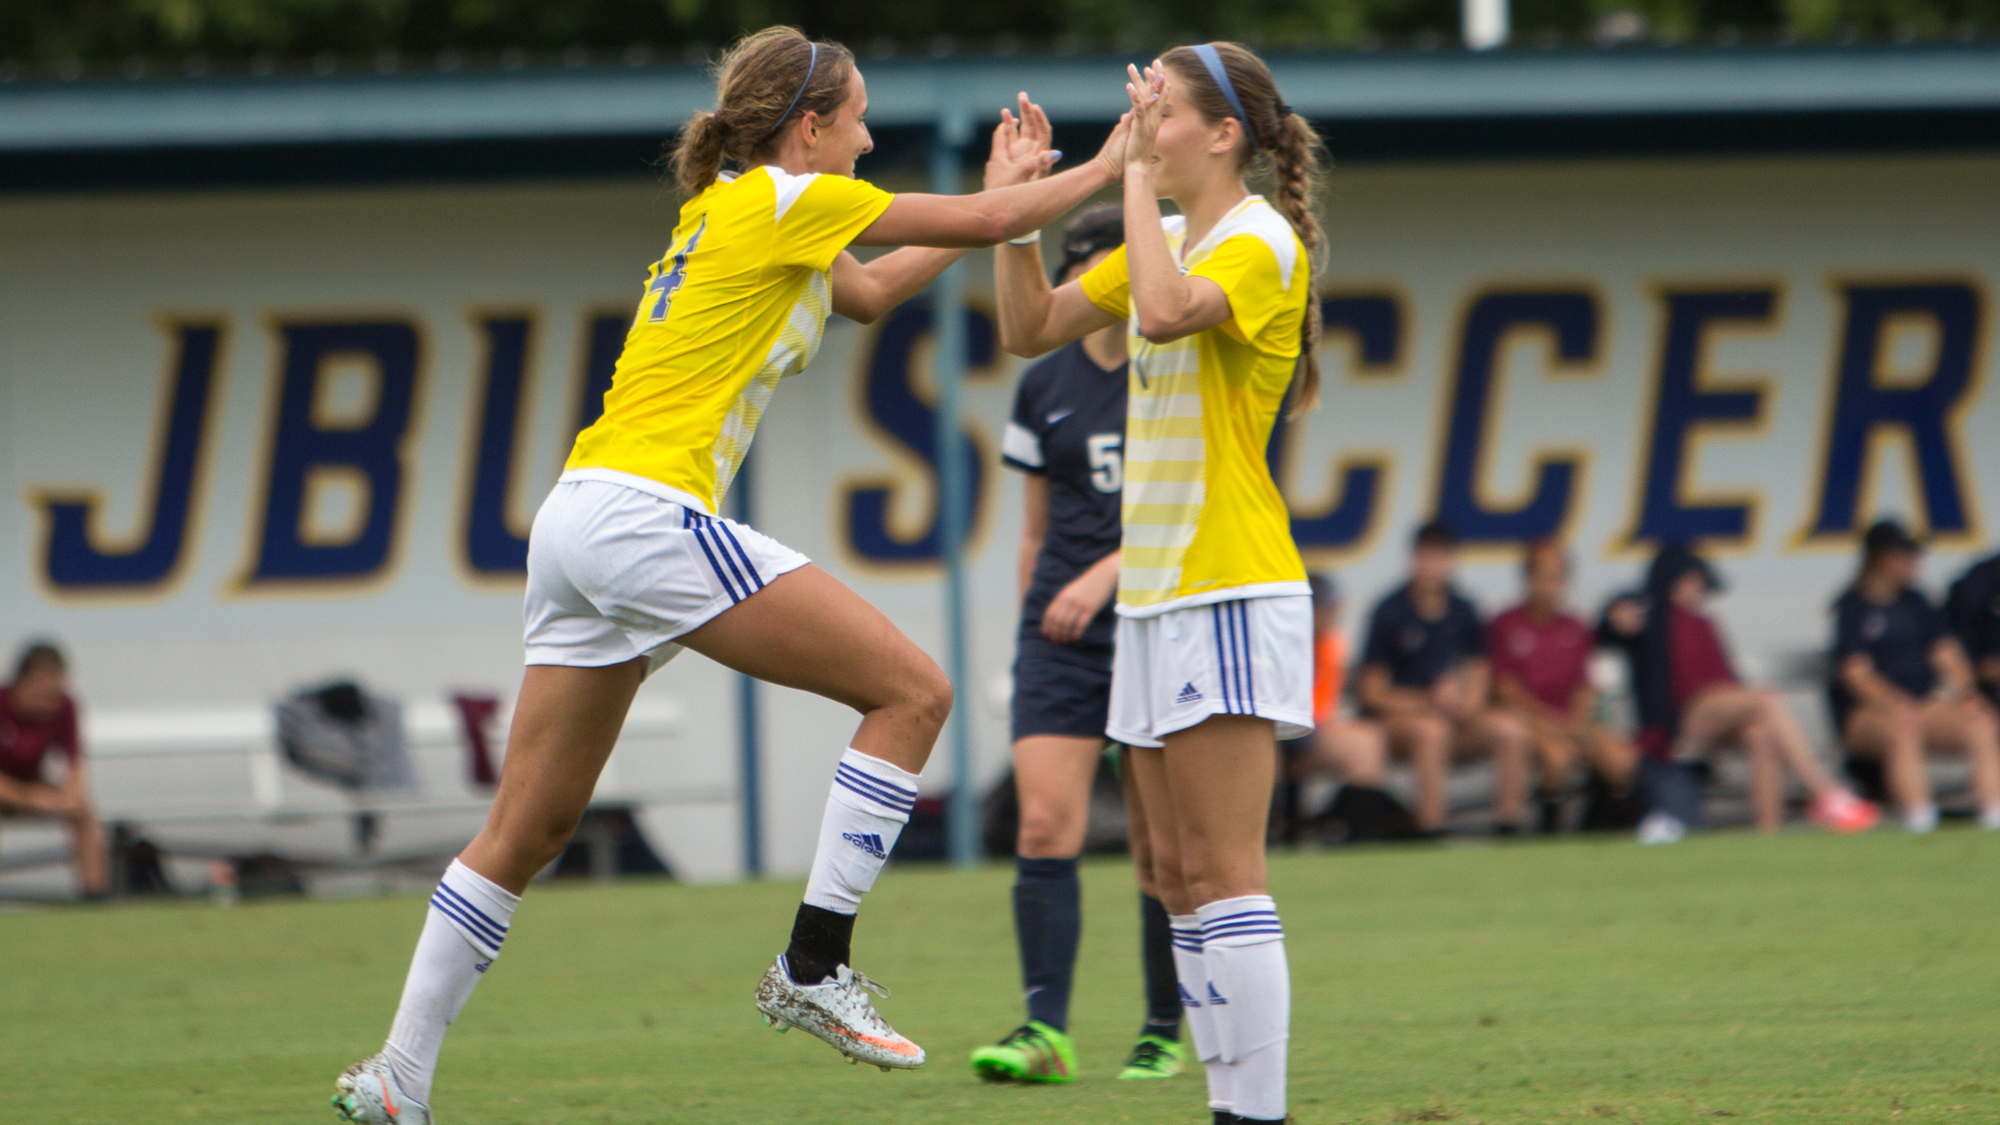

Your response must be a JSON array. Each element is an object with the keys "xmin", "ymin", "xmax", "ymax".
[
  {"xmin": 1357, "ymin": 522, "xmax": 1532, "ymax": 833},
  {"xmin": 1488, "ymin": 540, "xmax": 1636, "ymax": 832},
  {"xmin": 1945, "ymin": 550, "xmax": 2000, "ymax": 709},
  {"xmin": 1599, "ymin": 546, "xmax": 1877, "ymax": 842},
  {"xmin": 1285, "ymin": 575, "xmax": 1411, "ymax": 839},
  {"xmin": 0, "ymin": 641, "xmax": 109, "ymax": 896},
  {"xmin": 1831, "ymin": 521, "xmax": 2000, "ymax": 833}
]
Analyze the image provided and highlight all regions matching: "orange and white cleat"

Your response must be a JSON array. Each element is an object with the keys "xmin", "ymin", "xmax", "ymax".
[
  {"xmin": 331, "ymin": 1053, "xmax": 431, "ymax": 1124},
  {"xmin": 755, "ymin": 956, "xmax": 926, "ymax": 1071},
  {"xmin": 1810, "ymin": 788, "xmax": 1881, "ymax": 834}
]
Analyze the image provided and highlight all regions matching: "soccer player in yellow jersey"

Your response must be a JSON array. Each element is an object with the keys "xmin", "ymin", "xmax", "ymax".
[
  {"xmin": 993, "ymin": 43, "xmax": 1326, "ymax": 1125},
  {"xmin": 333, "ymin": 26, "xmax": 1134, "ymax": 1123}
]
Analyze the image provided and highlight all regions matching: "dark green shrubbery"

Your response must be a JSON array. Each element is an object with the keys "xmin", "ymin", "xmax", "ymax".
[{"xmin": 0, "ymin": 0, "xmax": 1993, "ymax": 77}]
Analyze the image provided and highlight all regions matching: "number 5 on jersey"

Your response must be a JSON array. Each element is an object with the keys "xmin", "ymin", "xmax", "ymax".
[
  {"xmin": 643, "ymin": 218, "xmax": 707, "ymax": 324},
  {"xmin": 1088, "ymin": 433, "xmax": 1123, "ymax": 493}
]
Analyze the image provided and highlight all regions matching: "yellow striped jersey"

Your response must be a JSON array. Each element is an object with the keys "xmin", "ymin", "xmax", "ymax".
[
  {"xmin": 1079, "ymin": 196, "xmax": 1310, "ymax": 616},
  {"xmin": 565, "ymin": 166, "xmax": 895, "ymax": 513}
]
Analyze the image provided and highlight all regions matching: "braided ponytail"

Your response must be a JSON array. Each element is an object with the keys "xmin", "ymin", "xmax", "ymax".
[
  {"xmin": 1162, "ymin": 42, "xmax": 1328, "ymax": 417},
  {"xmin": 1270, "ymin": 111, "xmax": 1328, "ymax": 415}
]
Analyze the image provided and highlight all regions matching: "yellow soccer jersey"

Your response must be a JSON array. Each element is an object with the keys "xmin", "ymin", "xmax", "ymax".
[
  {"xmin": 565, "ymin": 166, "xmax": 894, "ymax": 513},
  {"xmin": 1080, "ymin": 196, "xmax": 1310, "ymax": 616}
]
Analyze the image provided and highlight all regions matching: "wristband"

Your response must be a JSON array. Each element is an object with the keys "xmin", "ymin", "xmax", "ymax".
[{"xmin": 1007, "ymin": 230, "xmax": 1042, "ymax": 246}]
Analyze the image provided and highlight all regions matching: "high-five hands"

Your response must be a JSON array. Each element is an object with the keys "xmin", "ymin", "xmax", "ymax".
[
  {"xmin": 1123, "ymin": 61, "xmax": 1168, "ymax": 172},
  {"xmin": 986, "ymin": 92, "xmax": 1059, "ymax": 190}
]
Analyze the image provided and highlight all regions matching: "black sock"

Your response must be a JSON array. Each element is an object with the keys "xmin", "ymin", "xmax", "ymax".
[
  {"xmin": 1013, "ymin": 856, "xmax": 1081, "ymax": 1032},
  {"xmin": 785, "ymin": 903, "xmax": 855, "ymax": 984},
  {"xmin": 1139, "ymin": 893, "xmax": 1182, "ymax": 1041}
]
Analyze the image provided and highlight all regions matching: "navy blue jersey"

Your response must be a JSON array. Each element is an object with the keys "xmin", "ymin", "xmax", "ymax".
[
  {"xmin": 1947, "ymin": 554, "xmax": 2000, "ymax": 665},
  {"xmin": 1361, "ymin": 584, "xmax": 1487, "ymax": 689},
  {"xmin": 1829, "ymin": 586, "xmax": 1946, "ymax": 721},
  {"xmin": 1003, "ymin": 340, "xmax": 1127, "ymax": 647}
]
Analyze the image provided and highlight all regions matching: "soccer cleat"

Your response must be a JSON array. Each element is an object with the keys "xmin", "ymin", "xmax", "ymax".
[
  {"xmin": 755, "ymin": 955, "xmax": 925, "ymax": 1070},
  {"xmin": 1116, "ymin": 1033, "xmax": 1188, "ymax": 1080},
  {"xmin": 330, "ymin": 1054, "xmax": 431, "ymax": 1124},
  {"xmin": 1635, "ymin": 811, "xmax": 1685, "ymax": 845},
  {"xmin": 1810, "ymin": 788, "xmax": 1880, "ymax": 834},
  {"xmin": 969, "ymin": 1020, "xmax": 1077, "ymax": 1083}
]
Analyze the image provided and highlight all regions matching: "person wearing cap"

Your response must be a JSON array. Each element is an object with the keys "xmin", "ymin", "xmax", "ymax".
[
  {"xmin": 1356, "ymin": 521, "xmax": 1533, "ymax": 833},
  {"xmin": 1488, "ymin": 539, "xmax": 1635, "ymax": 833},
  {"xmin": 1599, "ymin": 545, "xmax": 1878, "ymax": 841},
  {"xmin": 1945, "ymin": 550, "xmax": 2000, "ymax": 710},
  {"xmin": 0, "ymin": 641, "xmax": 109, "ymax": 897},
  {"xmin": 1831, "ymin": 520, "xmax": 2000, "ymax": 833}
]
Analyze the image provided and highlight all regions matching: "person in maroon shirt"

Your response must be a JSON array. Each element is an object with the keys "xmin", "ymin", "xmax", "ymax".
[
  {"xmin": 1600, "ymin": 547, "xmax": 1876, "ymax": 838},
  {"xmin": 0, "ymin": 642, "xmax": 108, "ymax": 895},
  {"xmin": 1488, "ymin": 540, "xmax": 1634, "ymax": 832}
]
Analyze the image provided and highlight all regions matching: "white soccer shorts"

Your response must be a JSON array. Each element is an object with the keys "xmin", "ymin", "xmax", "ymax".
[
  {"xmin": 523, "ymin": 477, "xmax": 810, "ymax": 673},
  {"xmin": 1107, "ymin": 595, "xmax": 1314, "ymax": 748}
]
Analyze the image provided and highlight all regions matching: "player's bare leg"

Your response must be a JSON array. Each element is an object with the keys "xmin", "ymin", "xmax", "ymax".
[
  {"xmin": 681, "ymin": 564, "xmax": 947, "ymax": 1069},
  {"xmin": 338, "ymin": 660, "xmax": 645, "ymax": 1124},
  {"xmin": 460, "ymin": 662, "xmax": 648, "ymax": 890},
  {"xmin": 1117, "ymin": 749, "xmax": 1192, "ymax": 1074},
  {"xmin": 1159, "ymin": 715, "xmax": 1289, "ymax": 1122}
]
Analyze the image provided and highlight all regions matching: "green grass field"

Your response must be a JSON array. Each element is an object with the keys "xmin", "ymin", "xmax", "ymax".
[{"xmin": 6, "ymin": 829, "xmax": 1998, "ymax": 1124}]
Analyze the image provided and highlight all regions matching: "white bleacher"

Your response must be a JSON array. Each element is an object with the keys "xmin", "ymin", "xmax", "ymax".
[{"xmin": 0, "ymin": 696, "xmax": 732, "ymax": 897}]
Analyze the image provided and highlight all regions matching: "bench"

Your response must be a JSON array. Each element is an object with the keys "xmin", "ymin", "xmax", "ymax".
[{"xmin": 0, "ymin": 696, "xmax": 729, "ymax": 898}]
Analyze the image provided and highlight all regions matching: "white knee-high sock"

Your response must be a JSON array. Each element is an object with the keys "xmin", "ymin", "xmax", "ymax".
[
  {"xmin": 803, "ymin": 749, "xmax": 919, "ymax": 913},
  {"xmin": 1171, "ymin": 913, "xmax": 1232, "ymax": 1113},
  {"xmin": 1200, "ymin": 895, "xmax": 1289, "ymax": 1123},
  {"xmin": 383, "ymin": 860, "xmax": 519, "ymax": 1106}
]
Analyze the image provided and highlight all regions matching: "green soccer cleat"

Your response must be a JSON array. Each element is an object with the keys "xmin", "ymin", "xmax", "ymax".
[
  {"xmin": 969, "ymin": 1020, "xmax": 1078, "ymax": 1083},
  {"xmin": 1116, "ymin": 1033, "xmax": 1189, "ymax": 1080}
]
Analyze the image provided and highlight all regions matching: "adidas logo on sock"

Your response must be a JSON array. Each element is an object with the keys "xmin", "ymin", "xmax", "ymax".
[
  {"xmin": 842, "ymin": 831, "xmax": 887, "ymax": 859},
  {"xmin": 1207, "ymin": 982, "xmax": 1229, "ymax": 1006},
  {"xmin": 474, "ymin": 960, "xmax": 492, "ymax": 973},
  {"xmin": 1176, "ymin": 682, "xmax": 1202, "ymax": 704},
  {"xmin": 1179, "ymin": 983, "xmax": 1201, "ymax": 1008}
]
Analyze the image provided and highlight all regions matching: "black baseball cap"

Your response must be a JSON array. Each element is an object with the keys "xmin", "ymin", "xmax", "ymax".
[
  {"xmin": 1055, "ymin": 206, "xmax": 1124, "ymax": 284},
  {"xmin": 1863, "ymin": 518, "xmax": 1922, "ymax": 560}
]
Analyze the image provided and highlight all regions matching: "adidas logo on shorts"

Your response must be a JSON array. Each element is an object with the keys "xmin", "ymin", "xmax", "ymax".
[
  {"xmin": 1177, "ymin": 682, "xmax": 1203, "ymax": 704},
  {"xmin": 842, "ymin": 831, "xmax": 887, "ymax": 859}
]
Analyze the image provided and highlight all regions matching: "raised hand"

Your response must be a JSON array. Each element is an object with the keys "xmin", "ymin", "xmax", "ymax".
[
  {"xmin": 1123, "ymin": 60, "xmax": 1167, "ymax": 171},
  {"xmin": 985, "ymin": 91, "xmax": 1060, "ymax": 190}
]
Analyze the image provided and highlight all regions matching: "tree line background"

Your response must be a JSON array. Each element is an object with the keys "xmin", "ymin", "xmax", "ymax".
[{"xmin": 2, "ymin": 0, "xmax": 1994, "ymax": 78}]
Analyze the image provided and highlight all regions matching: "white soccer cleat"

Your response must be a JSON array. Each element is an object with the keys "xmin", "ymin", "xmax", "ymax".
[
  {"xmin": 754, "ymin": 955, "xmax": 926, "ymax": 1071},
  {"xmin": 331, "ymin": 1053, "xmax": 431, "ymax": 1124},
  {"xmin": 1636, "ymin": 811, "xmax": 1686, "ymax": 846}
]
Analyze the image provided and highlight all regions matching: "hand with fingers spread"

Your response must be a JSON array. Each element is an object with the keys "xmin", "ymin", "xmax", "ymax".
[
  {"xmin": 985, "ymin": 91, "xmax": 1061, "ymax": 190},
  {"xmin": 1123, "ymin": 60, "xmax": 1168, "ymax": 174}
]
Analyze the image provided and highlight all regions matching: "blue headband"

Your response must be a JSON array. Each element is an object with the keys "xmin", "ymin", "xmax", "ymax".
[
  {"xmin": 763, "ymin": 41, "xmax": 819, "ymax": 144},
  {"xmin": 1191, "ymin": 44, "xmax": 1258, "ymax": 150}
]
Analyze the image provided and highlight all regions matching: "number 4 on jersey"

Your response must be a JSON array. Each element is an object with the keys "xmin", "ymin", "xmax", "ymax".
[
  {"xmin": 643, "ymin": 217, "xmax": 707, "ymax": 324},
  {"xmin": 1088, "ymin": 433, "xmax": 1123, "ymax": 493}
]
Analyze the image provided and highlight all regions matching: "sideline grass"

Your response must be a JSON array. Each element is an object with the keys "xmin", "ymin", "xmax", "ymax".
[{"xmin": 4, "ymin": 829, "xmax": 1997, "ymax": 1124}]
